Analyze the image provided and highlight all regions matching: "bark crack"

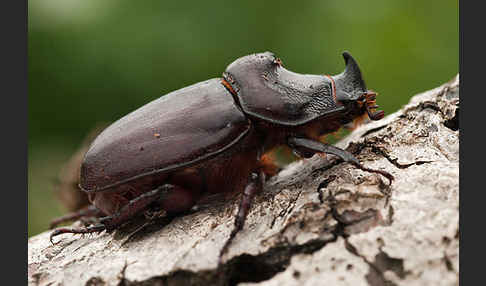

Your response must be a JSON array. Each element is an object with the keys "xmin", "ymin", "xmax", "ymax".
[
  {"xmin": 118, "ymin": 237, "xmax": 337, "ymax": 286},
  {"xmin": 369, "ymin": 145, "xmax": 434, "ymax": 169},
  {"xmin": 344, "ymin": 239, "xmax": 408, "ymax": 286}
]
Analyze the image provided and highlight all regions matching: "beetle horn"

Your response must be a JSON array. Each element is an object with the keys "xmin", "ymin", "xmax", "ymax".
[
  {"xmin": 332, "ymin": 51, "xmax": 367, "ymax": 102},
  {"xmin": 342, "ymin": 51, "xmax": 366, "ymax": 90}
]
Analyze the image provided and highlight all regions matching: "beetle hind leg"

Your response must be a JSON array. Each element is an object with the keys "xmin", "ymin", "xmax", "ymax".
[
  {"xmin": 50, "ymin": 184, "xmax": 176, "ymax": 244},
  {"xmin": 49, "ymin": 205, "xmax": 103, "ymax": 229},
  {"xmin": 50, "ymin": 223, "xmax": 106, "ymax": 244}
]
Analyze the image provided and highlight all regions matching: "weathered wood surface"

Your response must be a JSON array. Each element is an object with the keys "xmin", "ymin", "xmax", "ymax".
[{"xmin": 28, "ymin": 75, "xmax": 459, "ymax": 286}]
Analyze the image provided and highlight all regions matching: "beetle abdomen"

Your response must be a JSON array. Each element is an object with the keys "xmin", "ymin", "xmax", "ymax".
[{"xmin": 80, "ymin": 79, "xmax": 250, "ymax": 192}]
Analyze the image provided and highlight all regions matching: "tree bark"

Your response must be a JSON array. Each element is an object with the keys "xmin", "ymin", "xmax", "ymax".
[{"xmin": 28, "ymin": 75, "xmax": 459, "ymax": 286}]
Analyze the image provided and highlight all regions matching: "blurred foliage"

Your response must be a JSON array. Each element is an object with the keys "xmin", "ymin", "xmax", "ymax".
[{"xmin": 28, "ymin": 0, "xmax": 458, "ymax": 236}]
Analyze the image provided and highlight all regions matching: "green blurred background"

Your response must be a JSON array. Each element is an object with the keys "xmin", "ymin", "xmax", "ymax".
[{"xmin": 28, "ymin": 0, "xmax": 458, "ymax": 236}]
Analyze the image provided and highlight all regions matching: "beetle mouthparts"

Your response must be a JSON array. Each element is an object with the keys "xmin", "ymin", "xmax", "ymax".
[{"xmin": 363, "ymin": 91, "xmax": 384, "ymax": 120}]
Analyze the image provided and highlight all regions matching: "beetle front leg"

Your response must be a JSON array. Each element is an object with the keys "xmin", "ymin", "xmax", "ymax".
[
  {"xmin": 50, "ymin": 185, "xmax": 175, "ymax": 244},
  {"xmin": 219, "ymin": 170, "xmax": 264, "ymax": 265},
  {"xmin": 287, "ymin": 137, "xmax": 394, "ymax": 185}
]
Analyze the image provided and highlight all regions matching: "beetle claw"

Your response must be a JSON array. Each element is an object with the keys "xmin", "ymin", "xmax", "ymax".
[{"xmin": 49, "ymin": 230, "xmax": 62, "ymax": 244}]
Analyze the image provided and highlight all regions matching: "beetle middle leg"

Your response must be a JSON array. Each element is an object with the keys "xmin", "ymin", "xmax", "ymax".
[
  {"xmin": 219, "ymin": 170, "xmax": 264, "ymax": 265},
  {"xmin": 50, "ymin": 184, "xmax": 177, "ymax": 244},
  {"xmin": 287, "ymin": 137, "xmax": 394, "ymax": 185}
]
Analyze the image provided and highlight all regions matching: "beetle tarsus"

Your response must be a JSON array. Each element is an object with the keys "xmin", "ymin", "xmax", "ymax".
[{"xmin": 50, "ymin": 223, "xmax": 106, "ymax": 244}]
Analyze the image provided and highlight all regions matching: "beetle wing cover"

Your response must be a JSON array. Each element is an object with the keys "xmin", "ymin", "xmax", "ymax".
[{"xmin": 80, "ymin": 79, "xmax": 250, "ymax": 192}]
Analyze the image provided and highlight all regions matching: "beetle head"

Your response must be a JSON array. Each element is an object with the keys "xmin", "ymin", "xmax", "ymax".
[{"xmin": 331, "ymin": 52, "xmax": 384, "ymax": 121}]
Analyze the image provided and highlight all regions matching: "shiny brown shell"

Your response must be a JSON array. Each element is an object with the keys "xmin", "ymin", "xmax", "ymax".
[
  {"xmin": 223, "ymin": 52, "xmax": 346, "ymax": 126},
  {"xmin": 80, "ymin": 79, "xmax": 250, "ymax": 193}
]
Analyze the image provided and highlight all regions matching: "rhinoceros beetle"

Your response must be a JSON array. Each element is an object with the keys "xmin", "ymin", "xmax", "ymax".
[{"xmin": 49, "ymin": 51, "xmax": 393, "ymax": 263}]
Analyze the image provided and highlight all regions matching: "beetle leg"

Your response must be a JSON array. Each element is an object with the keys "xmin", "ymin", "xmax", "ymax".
[
  {"xmin": 50, "ymin": 223, "xmax": 106, "ymax": 244},
  {"xmin": 219, "ymin": 171, "xmax": 264, "ymax": 265},
  {"xmin": 50, "ymin": 185, "xmax": 174, "ymax": 244},
  {"xmin": 49, "ymin": 205, "xmax": 103, "ymax": 229},
  {"xmin": 287, "ymin": 137, "xmax": 394, "ymax": 185},
  {"xmin": 99, "ymin": 185, "xmax": 175, "ymax": 229}
]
